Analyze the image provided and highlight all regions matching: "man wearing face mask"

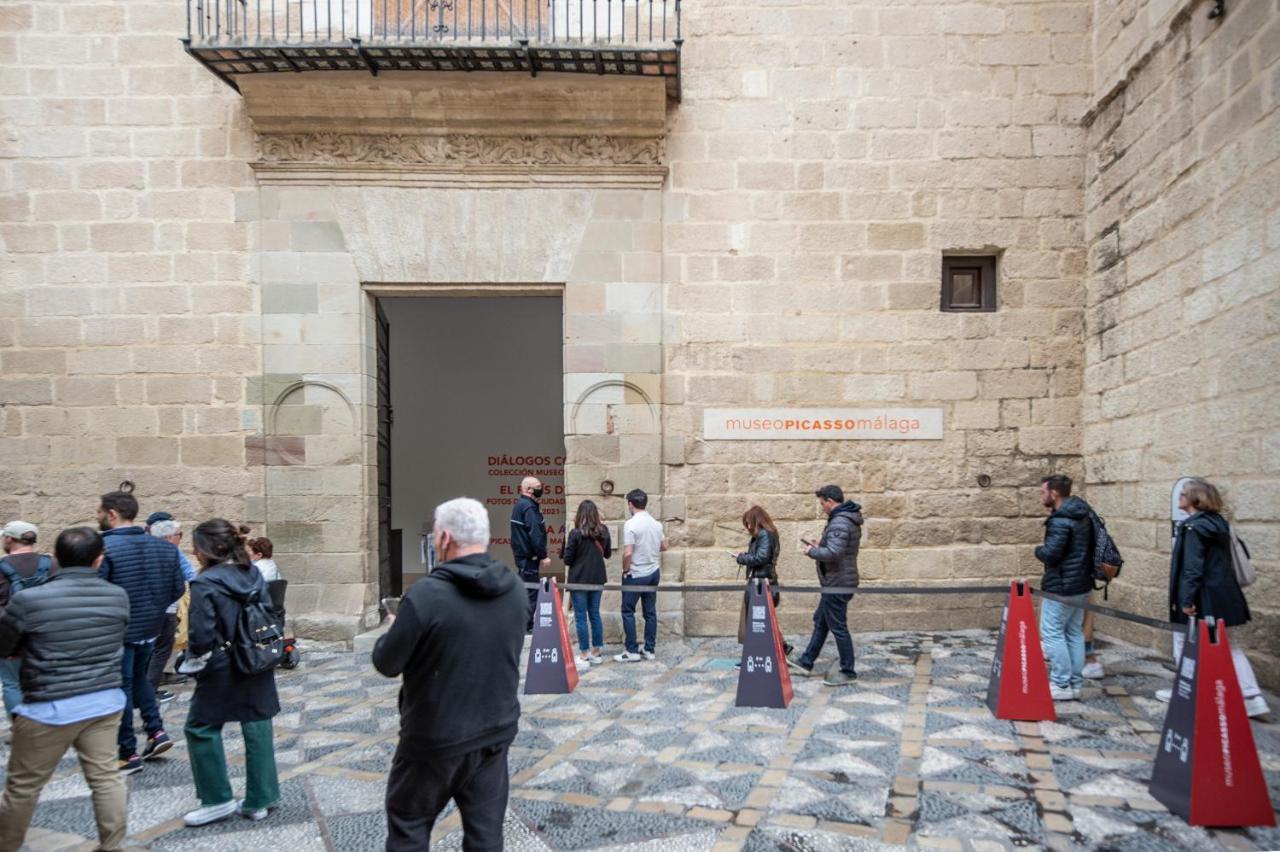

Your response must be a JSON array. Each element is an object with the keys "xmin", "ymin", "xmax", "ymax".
[
  {"xmin": 372, "ymin": 497, "xmax": 526, "ymax": 851},
  {"xmin": 510, "ymin": 476, "xmax": 550, "ymax": 633}
]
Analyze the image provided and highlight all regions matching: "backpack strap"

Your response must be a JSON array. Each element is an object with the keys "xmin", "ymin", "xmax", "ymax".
[
  {"xmin": 0, "ymin": 559, "xmax": 20, "ymax": 586},
  {"xmin": 34, "ymin": 555, "xmax": 52, "ymax": 581}
]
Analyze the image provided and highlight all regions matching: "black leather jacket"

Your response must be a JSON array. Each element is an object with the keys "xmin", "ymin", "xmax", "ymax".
[
  {"xmin": 736, "ymin": 530, "xmax": 779, "ymax": 581},
  {"xmin": 1034, "ymin": 496, "xmax": 1094, "ymax": 596}
]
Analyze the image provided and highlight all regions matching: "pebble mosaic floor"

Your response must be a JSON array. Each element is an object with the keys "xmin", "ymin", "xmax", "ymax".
[{"xmin": 3, "ymin": 629, "xmax": 1279, "ymax": 851}]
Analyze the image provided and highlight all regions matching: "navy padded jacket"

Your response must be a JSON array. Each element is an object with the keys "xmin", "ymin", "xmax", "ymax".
[{"xmin": 100, "ymin": 526, "xmax": 186, "ymax": 643}]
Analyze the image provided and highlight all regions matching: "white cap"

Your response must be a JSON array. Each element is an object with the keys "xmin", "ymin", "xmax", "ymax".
[{"xmin": 2, "ymin": 521, "xmax": 38, "ymax": 543}]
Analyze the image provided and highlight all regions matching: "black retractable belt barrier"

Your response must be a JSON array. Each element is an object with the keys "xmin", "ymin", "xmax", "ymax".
[{"xmin": 521, "ymin": 581, "xmax": 1182, "ymax": 632}]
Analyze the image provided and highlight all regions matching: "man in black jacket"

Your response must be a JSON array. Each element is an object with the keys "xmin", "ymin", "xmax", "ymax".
[
  {"xmin": 373, "ymin": 497, "xmax": 526, "ymax": 852},
  {"xmin": 97, "ymin": 490, "xmax": 186, "ymax": 773},
  {"xmin": 509, "ymin": 476, "xmax": 550, "ymax": 632},
  {"xmin": 0, "ymin": 527, "xmax": 130, "ymax": 852},
  {"xmin": 789, "ymin": 485, "xmax": 863, "ymax": 687},
  {"xmin": 1034, "ymin": 474, "xmax": 1094, "ymax": 702}
]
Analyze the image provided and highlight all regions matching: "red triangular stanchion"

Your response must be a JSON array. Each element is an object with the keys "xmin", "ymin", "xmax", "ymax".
[
  {"xmin": 1149, "ymin": 618, "xmax": 1275, "ymax": 827},
  {"xmin": 985, "ymin": 580, "xmax": 1055, "ymax": 721},
  {"xmin": 735, "ymin": 578, "xmax": 793, "ymax": 708},
  {"xmin": 524, "ymin": 578, "xmax": 579, "ymax": 695}
]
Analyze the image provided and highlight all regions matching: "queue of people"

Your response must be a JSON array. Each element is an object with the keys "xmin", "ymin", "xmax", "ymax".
[
  {"xmin": 0, "ymin": 474, "xmax": 1270, "ymax": 851},
  {"xmin": 0, "ymin": 492, "xmax": 286, "ymax": 851}
]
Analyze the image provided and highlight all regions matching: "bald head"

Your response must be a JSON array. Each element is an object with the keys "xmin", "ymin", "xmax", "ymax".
[{"xmin": 520, "ymin": 477, "xmax": 543, "ymax": 499}]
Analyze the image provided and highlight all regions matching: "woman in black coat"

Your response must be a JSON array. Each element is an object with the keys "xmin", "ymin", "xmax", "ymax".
[
  {"xmin": 1164, "ymin": 478, "xmax": 1268, "ymax": 718},
  {"xmin": 560, "ymin": 500, "xmax": 611, "ymax": 667},
  {"xmin": 735, "ymin": 506, "xmax": 791, "ymax": 656},
  {"xmin": 181, "ymin": 519, "xmax": 281, "ymax": 827}
]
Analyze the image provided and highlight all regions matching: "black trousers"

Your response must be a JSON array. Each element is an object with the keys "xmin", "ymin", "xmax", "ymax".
[
  {"xmin": 516, "ymin": 560, "xmax": 539, "ymax": 630},
  {"xmin": 147, "ymin": 612, "xmax": 178, "ymax": 689},
  {"xmin": 385, "ymin": 741, "xmax": 509, "ymax": 852}
]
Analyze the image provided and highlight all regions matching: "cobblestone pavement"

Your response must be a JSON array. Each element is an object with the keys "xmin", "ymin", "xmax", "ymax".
[{"xmin": 4, "ymin": 630, "xmax": 1279, "ymax": 851}]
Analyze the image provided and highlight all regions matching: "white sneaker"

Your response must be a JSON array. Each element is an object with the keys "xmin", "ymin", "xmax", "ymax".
[
  {"xmin": 641, "ymin": 650, "xmax": 656, "ymax": 661},
  {"xmin": 1073, "ymin": 687, "xmax": 1083, "ymax": 700},
  {"xmin": 614, "ymin": 651, "xmax": 642, "ymax": 663},
  {"xmin": 1244, "ymin": 695, "xmax": 1271, "ymax": 719},
  {"xmin": 574, "ymin": 655, "xmax": 592, "ymax": 669},
  {"xmin": 1155, "ymin": 688, "xmax": 1172, "ymax": 703},
  {"xmin": 184, "ymin": 800, "xmax": 237, "ymax": 826},
  {"xmin": 588, "ymin": 651, "xmax": 604, "ymax": 664},
  {"xmin": 1050, "ymin": 685, "xmax": 1078, "ymax": 702},
  {"xmin": 1081, "ymin": 661, "xmax": 1105, "ymax": 679},
  {"xmin": 236, "ymin": 799, "xmax": 273, "ymax": 821}
]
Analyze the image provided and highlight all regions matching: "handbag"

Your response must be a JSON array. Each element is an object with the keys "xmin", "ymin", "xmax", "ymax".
[{"xmin": 1228, "ymin": 525, "xmax": 1256, "ymax": 588}]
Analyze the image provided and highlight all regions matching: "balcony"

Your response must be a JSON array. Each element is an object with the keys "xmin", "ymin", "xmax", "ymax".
[{"xmin": 183, "ymin": 0, "xmax": 683, "ymax": 99}]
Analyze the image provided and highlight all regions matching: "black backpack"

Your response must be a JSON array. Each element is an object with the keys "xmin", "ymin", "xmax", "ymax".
[
  {"xmin": 227, "ymin": 584, "xmax": 284, "ymax": 675},
  {"xmin": 1088, "ymin": 509, "xmax": 1124, "ymax": 596},
  {"xmin": 0, "ymin": 555, "xmax": 53, "ymax": 604}
]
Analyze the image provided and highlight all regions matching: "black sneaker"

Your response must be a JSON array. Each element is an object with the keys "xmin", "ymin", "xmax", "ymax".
[
  {"xmin": 118, "ymin": 755, "xmax": 143, "ymax": 775},
  {"xmin": 155, "ymin": 689, "xmax": 175, "ymax": 704},
  {"xmin": 142, "ymin": 731, "xmax": 173, "ymax": 760}
]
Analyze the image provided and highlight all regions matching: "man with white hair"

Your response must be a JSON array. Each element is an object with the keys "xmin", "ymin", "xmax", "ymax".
[
  {"xmin": 372, "ymin": 497, "xmax": 526, "ymax": 851},
  {"xmin": 146, "ymin": 517, "xmax": 197, "ymax": 702}
]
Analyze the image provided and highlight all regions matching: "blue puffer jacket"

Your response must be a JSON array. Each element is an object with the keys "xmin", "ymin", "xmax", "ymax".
[{"xmin": 100, "ymin": 526, "xmax": 186, "ymax": 643}]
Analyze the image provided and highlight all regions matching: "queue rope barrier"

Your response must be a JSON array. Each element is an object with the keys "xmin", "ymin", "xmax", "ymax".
[{"xmin": 521, "ymin": 581, "xmax": 1183, "ymax": 633}]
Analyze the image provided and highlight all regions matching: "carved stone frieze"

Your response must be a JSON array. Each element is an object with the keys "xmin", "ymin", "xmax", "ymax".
[{"xmin": 255, "ymin": 133, "xmax": 665, "ymax": 167}]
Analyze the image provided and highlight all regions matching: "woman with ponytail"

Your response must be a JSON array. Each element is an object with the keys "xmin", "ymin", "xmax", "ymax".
[{"xmin": 181, "ymin": 519, "xmax": 281, "ymax": 827}]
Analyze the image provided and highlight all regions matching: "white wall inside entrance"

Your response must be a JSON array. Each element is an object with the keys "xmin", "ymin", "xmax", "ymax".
[{"xmin": 385, "ymin": 296, "xmax": 564, "ymax": 585}]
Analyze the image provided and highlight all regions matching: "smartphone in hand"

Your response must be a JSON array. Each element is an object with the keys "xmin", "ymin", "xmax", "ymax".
[
  {"xmin": 381, "ymin": 597, "xmax": 401, "ymax": 616},
  {"xmin": 800, "ymin": 538, "xmax": 814, "ymax": 548}
]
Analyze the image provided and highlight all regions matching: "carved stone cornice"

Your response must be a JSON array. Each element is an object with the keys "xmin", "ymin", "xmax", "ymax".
[{"xmin": 255, "ymin": 132, "xmax": 665, "ymax": 167}]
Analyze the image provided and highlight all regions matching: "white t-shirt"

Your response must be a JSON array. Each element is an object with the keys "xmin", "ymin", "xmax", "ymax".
[
  {"xmin": 623, "ymin": 511, "xmax": 664, "ymax": 578},
  {"xmin": 255, "ymin": 558, "xmax": 280, "ymax": 582}
]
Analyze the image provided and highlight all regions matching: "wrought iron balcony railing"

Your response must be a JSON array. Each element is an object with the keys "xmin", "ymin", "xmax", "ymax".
[{"xmin": 183, "ymin": 0, "xmax": 682, "ymax": 98}]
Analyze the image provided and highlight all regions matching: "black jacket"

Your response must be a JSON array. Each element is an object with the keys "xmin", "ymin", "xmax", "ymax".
[
  {"xmin": 100, "ymin": 526, "xmax": 186, "ymax": 643},
  {"xmin": 1168, "ymin": 511, "xmax": 1250, "ymax": 627},
  {"xmin": 187, "ymin": 562, "xmax": 281, "ymax": 726},
  {"xmin": 1034, "ymin": 496, "xmax": 1094, "ymax": 596},
  {"xmin": 737, "ymin": 530, "xmax": 779, "ymax": 582},
  {"xmin": 560, "ymin": 527, "xmax": 612, "ymax": 586},
  {"xmin": 510, "ymin": 496, "xmax": 548, "ymax": 567},
  {"xmin": 373, "ymin": 553, "xmax": 526, "ymax": 759},
  {"xmin": 808, "ymin": 502, "xmax": 862, "ymax": 588},
  {"xmin": 0, "ymin": 567, "xmax": 129, "ymax": 703}
]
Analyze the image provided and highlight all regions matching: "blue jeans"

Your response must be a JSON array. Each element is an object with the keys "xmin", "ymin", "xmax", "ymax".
[
  {"xmin": 799, "ymin": 593, "xmax": 856, "ymax": 676},
  {"xmin": 0, "ymin": 657, "xmax": 21, "ymax": 714},
  {"xmin": 621, "ymin": 571, "xmax": 659, "ymax": 654},
  {"xmin": 1040, "ymin": 594, "xmax": 1087, "ymax": 690},
  {"xmin": 118, "ymin": 640, "xmax": 164, "ymax": 759},
  {"xmin": 570, "ymin": 590, "xmax": 604, "ymax": 653}
]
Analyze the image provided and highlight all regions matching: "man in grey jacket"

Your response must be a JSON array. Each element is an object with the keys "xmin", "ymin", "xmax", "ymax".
[
  {"xmin": 0, "ymin": 527, "xmax": 131, "ymax": 852},
  {"xmin": 789, "ymin": 485, "xmax": 863, "ymax": 687}
]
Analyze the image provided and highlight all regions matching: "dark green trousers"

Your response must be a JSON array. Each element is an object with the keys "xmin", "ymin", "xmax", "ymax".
[{"xmin": 184, "ymin": 715, "xmax": 280, "ymax": 810}]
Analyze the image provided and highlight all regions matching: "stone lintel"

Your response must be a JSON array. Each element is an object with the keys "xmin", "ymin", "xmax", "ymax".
[{"xmin": 239, "ymin": 70, "xmax": 669, "ymax": 138}]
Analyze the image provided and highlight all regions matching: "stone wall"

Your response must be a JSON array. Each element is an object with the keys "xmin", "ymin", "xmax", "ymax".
[
  {"xmin": 1082, "ymin": 0, "xmax": 1280, "ymax": 682},
  {"xmin": 0, "ymin": 2, "xmax": 261, "ymax": 530},
  {"xmin": 663, "ymin": 0, "xmax": 1092, "ymax": 635}
]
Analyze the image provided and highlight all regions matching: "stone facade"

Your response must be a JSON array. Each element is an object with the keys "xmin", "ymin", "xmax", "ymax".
[
  {"xmin": 1082, "ymin": 0, "xmax": 1280, "ymax": 681},
  {"xmin": 0, "ymin": 0, "xmax": 1275, "ymax": 681}
]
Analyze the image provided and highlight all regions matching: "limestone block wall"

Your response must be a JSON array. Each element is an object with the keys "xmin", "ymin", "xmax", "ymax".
[
  {"xmin": 0, "ymin": 2, "xmax": 261, "ymax": 531},
  {"xmin": 663, "ymin": 0, "xmax": 1093, "ymax": 635},
  {"xmin": 251, "ymin": 180, "xmax": 668, "ymax": 636},
  {"xmin": 1082, "ymin": 0, "xmax": 1280, "ymax": 684}
]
